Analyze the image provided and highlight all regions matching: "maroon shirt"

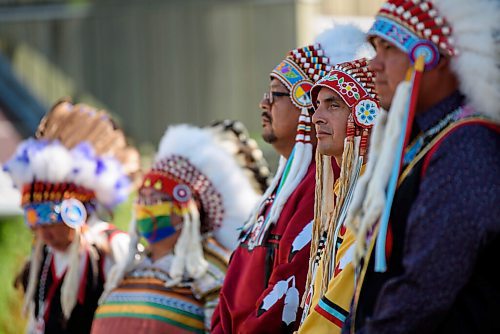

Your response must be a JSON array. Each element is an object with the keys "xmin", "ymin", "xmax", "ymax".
[{"xmin": 212, "ymin": 161, "xmax": 317, "ymax": 334}]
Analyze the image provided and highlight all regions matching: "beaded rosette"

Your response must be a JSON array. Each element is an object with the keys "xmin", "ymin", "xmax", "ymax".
[{"xmin": 271, "ymin": 44, "xmax": 334, "ymax": 110}]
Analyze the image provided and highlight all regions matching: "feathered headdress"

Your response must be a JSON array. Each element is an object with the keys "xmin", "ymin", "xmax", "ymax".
[
  {"xmin": 109, "ymin": 122, "xmax": 263, "ymax": 296},
  {"xmin": 303, "ymin": 58, "xmax": 379, "ymax": 302},
  {"xmin": 242, "ymin": 24, "xmax": 372, "ymax": 248},
  {"xmin": 347, "ymin": 0, "xmax": 500, "ymax": 272},
  {"xmin": 3, "ymin": 99, "xmax": 139, "ymax": 320}
]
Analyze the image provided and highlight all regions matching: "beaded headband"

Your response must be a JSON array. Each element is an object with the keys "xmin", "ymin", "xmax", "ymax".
[
  {"xmin": 141, "ymin": 156, "xmax": 224, "ymax": 234},
  {"xmin": 368, "ymin": 0, "xmax": 455, "ymax": 70},
  {"xmin": 4, "ymin": 140, "xmax": 131, "ymax": 228},
  {"xmin": 271, "ymin": 44, "xmax": 334, "ymax": 109},
  {"xmin": 311, "ymin": 58, "xmax": 380, "ymax": 128}
]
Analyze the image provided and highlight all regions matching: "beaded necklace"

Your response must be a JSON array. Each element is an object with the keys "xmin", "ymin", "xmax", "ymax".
[
  {"xmin": 35, "ymin": 250, "xmax": 53, "ymax": 334},
  {"xmin": 403, "ymin": 106, "xmax": 462, "ymax": 167}
]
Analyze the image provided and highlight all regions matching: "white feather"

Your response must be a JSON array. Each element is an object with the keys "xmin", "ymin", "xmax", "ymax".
[
  {"xmin": 70, "ymin": 144, "xmax": 98, "ymax": 187},
  {"xmin": 30, "ymin": 142, "xmax": 73, "ymax": 183},
  {"xmin": 93, "ymin": 157, "xmax": 131, "ymax": 207},
  {"xmin": 60, "ymin": 231, "xmax": 81, "ymax": 319},
  {"xmin": 315, "ymin": 23, "xmax": 374, "ymax": 65},
  {"xmin": 363, "ymin": 82, "xmax": 410, "ymax": 224},
  {"xmin": 291, "ymin": 220, "xmax": 313, "ymax": 254},
  {"xmin": 347, "ymin": 81, "xmax": 410, "ymax": 264},
  {"xmin": 261, "ymin": 279, "xmax": 289, "ymax": 311},
  {"xmin": 282, "ymin": 285, "xmax": 300, "ymax": 326},
  {"xmin": 185, "ymin": 202, "xmax": 209, "ymax": 279},
  {"xmin": 4, "ymin": 139, "xmax": 132, "ymax": 209},
  {"xmin": 433, "ymin": 0, "xmax": 500, "ymax": 121},
  {"xmin": 3, "ymin": 139, "xmax": 38, "ymax": 188},
  {"xmin": 156, "ymin": 124, "xmax": 260, "ymax": 250}
]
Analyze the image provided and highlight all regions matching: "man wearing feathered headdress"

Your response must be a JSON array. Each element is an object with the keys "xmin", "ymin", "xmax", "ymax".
[
  {"xmin": 212, "ymin": 25, "xmax": 370, "ymax": 334},
  {"xmin": 342, "ymin": 0, "xmax": 500, "ymax": 333},
  {"xmin": 91, "ymin": 121, "xmax": 269, "ymax": 333},
  {"xmin": 298, "ymin": 57, "xmax": 380, "ymax": 334},
  {"xmin": 3, "ymin": 100, "xmax": 139, "ymax": 334}
]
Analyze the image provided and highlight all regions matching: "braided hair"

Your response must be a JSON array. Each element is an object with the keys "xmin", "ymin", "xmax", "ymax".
[{"xmin": 208, "ymin": 120, "xmax": 271, "ymax": 194}]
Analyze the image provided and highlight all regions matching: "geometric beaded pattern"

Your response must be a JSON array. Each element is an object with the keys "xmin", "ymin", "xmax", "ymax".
[
  {"xmin": 271, "ymin": 43, "xmax": 334, "ymax": 109},
  {"xmin": 152, "ymin": 156, "xmax": 224, "ymax": 233},
  {"xmin": 371, "ymin": 0, "xmax": 455, "ymax": 57},
  {"xmin": 296, "ymin": 113, "xmax": 313, "ymax": 143}
]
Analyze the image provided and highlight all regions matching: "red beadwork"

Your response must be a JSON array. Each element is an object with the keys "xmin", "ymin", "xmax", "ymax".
[
  {"xmin": 149, "ymin": 156, "xmax": 225, "ymax": 233},
  {"xmin": 377, "ymin": 0, "xmax": 455, "ymax": 56}
]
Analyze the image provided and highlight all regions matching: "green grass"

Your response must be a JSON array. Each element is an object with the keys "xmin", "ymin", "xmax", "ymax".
[
  {"xmin": 112, "ymin": 193, "xmax": 135, "ymax": 231},
  {"xmin": 0, "ymin": 215, "xmax": 32, "ymax": 334}
]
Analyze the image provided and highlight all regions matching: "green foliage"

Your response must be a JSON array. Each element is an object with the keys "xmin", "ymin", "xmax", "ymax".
[
  {"xmin": 112, "ymin": 192, "xmax": 135, "ymax": 231},
  {"xmin": 0, "ymin": 215, "xmax": 32, "ymax": 334}
]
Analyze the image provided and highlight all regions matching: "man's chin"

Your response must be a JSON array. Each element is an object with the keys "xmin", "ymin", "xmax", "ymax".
[
  {"xmin": 317, "ymin": 141, "xmax": 335, "ymax": 157},
  {"xmin": 262, "ymin": 131, "xmax": 277, "ymax": 144},
  {"xmin": 49, "ymin": 242, "xmax": 72, "ymax": 252},
  {"xmin": 379, "ymin": 94, "xmax": 393, "ymax": 111}
]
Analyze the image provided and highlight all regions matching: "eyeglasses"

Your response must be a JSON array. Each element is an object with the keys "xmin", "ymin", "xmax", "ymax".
[{"xmin": 263, "ymin": 91, "xmax": 290, "ymax": 104}]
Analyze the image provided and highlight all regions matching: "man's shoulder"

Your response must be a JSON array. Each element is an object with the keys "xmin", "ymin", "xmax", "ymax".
[
  {"xmin": 418, "ymin": 121, "xmax": 499, "ymax": 215},
  {"xmin": 284, "ymin": 160, "xmax": 316, "ymax": 209},
  {"xmin": 297, "ymin": 160, "xmax": 317, "ymax": 188},
  {"xmin": 429, "ymin": 120, "xmax": 499, "ymax": 167}
]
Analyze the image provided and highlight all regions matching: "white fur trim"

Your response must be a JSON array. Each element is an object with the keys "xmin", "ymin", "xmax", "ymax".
[
  {"xmin": 315, "ymin": 23, "xmax": 375, "ymax": 65},
  {"xmin": 155, "ymin": 124, "xmax": 261, "ymax": 251},
  {"xmin": 23, "ymin": 238, "xmax": 43, "ymax": 317},
  {"xmin": 60, "ymin": 231, "xmax": 81, "ymax": 319},
  {"xmin": 3, "ymin": 140, "xmax": 132, "ymax": 208},
  {"xmin": 347, "ymin": 81, "xmax": 411, "ymax": 263},
  {"xmin": 433, "ymin": 0, "xmax": 500, "ymax": 120}
]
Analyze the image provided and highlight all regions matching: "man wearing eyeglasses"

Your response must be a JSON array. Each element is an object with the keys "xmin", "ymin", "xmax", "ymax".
[
  {"xmin": 212, "ymin": 25, "xmax": 367, "ymax": 334},
  {"xmin": 260, "ymin": 88, "xmax": 295, "ymax": 155}
]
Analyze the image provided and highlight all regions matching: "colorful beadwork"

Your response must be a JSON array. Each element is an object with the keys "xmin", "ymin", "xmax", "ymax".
[
  {"xmin": 147, "ymin": 156, "xmax": 224, "ymax": 234},
  {"xmin": 271, "ymin": 44, "xmax": 334, "ymax": 110},
  {"xmin": 23, "ymin": 199, "xmax": 88, "ymax": 229},
  {"xmin": 21, "ymin": 182, "xmax": 95, "ymax": 207},
  {"xmin": 272, "ymin": 59, "xmax": 314, "ymax": 109},
  {"xmin": 354, "ymin": 98, "xmax": 379, "ymax": 128},
  {"xmin": 23, "ymin": 202, "xmax": 64, "ymax": 227},
  {"xmin": 311, "ymin": 58, "xmax": 380, "ymax": 129},
  {"xmin": 368, "ymin": 0, "xmax": 456, "ymax": 63}
]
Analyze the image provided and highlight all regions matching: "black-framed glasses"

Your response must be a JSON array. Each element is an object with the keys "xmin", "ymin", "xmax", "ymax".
[{"xmin": 264, "ymin": 91, "xmax": 290, "ymax": 104}]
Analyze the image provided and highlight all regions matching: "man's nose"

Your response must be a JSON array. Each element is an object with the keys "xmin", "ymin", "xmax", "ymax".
[
  {"xmin": 312, "ymin": 107, "xmax": 325, "ymax": 125},
  {"xmin": 369, "ymin": 54, "xmax": 383, "ymax": 73},
  {"xmin": 259, "ymin": 94, "xmax": 271, "ymax": 110}
]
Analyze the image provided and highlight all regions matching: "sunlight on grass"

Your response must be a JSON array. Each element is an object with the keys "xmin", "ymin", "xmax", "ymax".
[{"xmin": 0, "ymin": 215, "xmax": 32, "ymax": 334}]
